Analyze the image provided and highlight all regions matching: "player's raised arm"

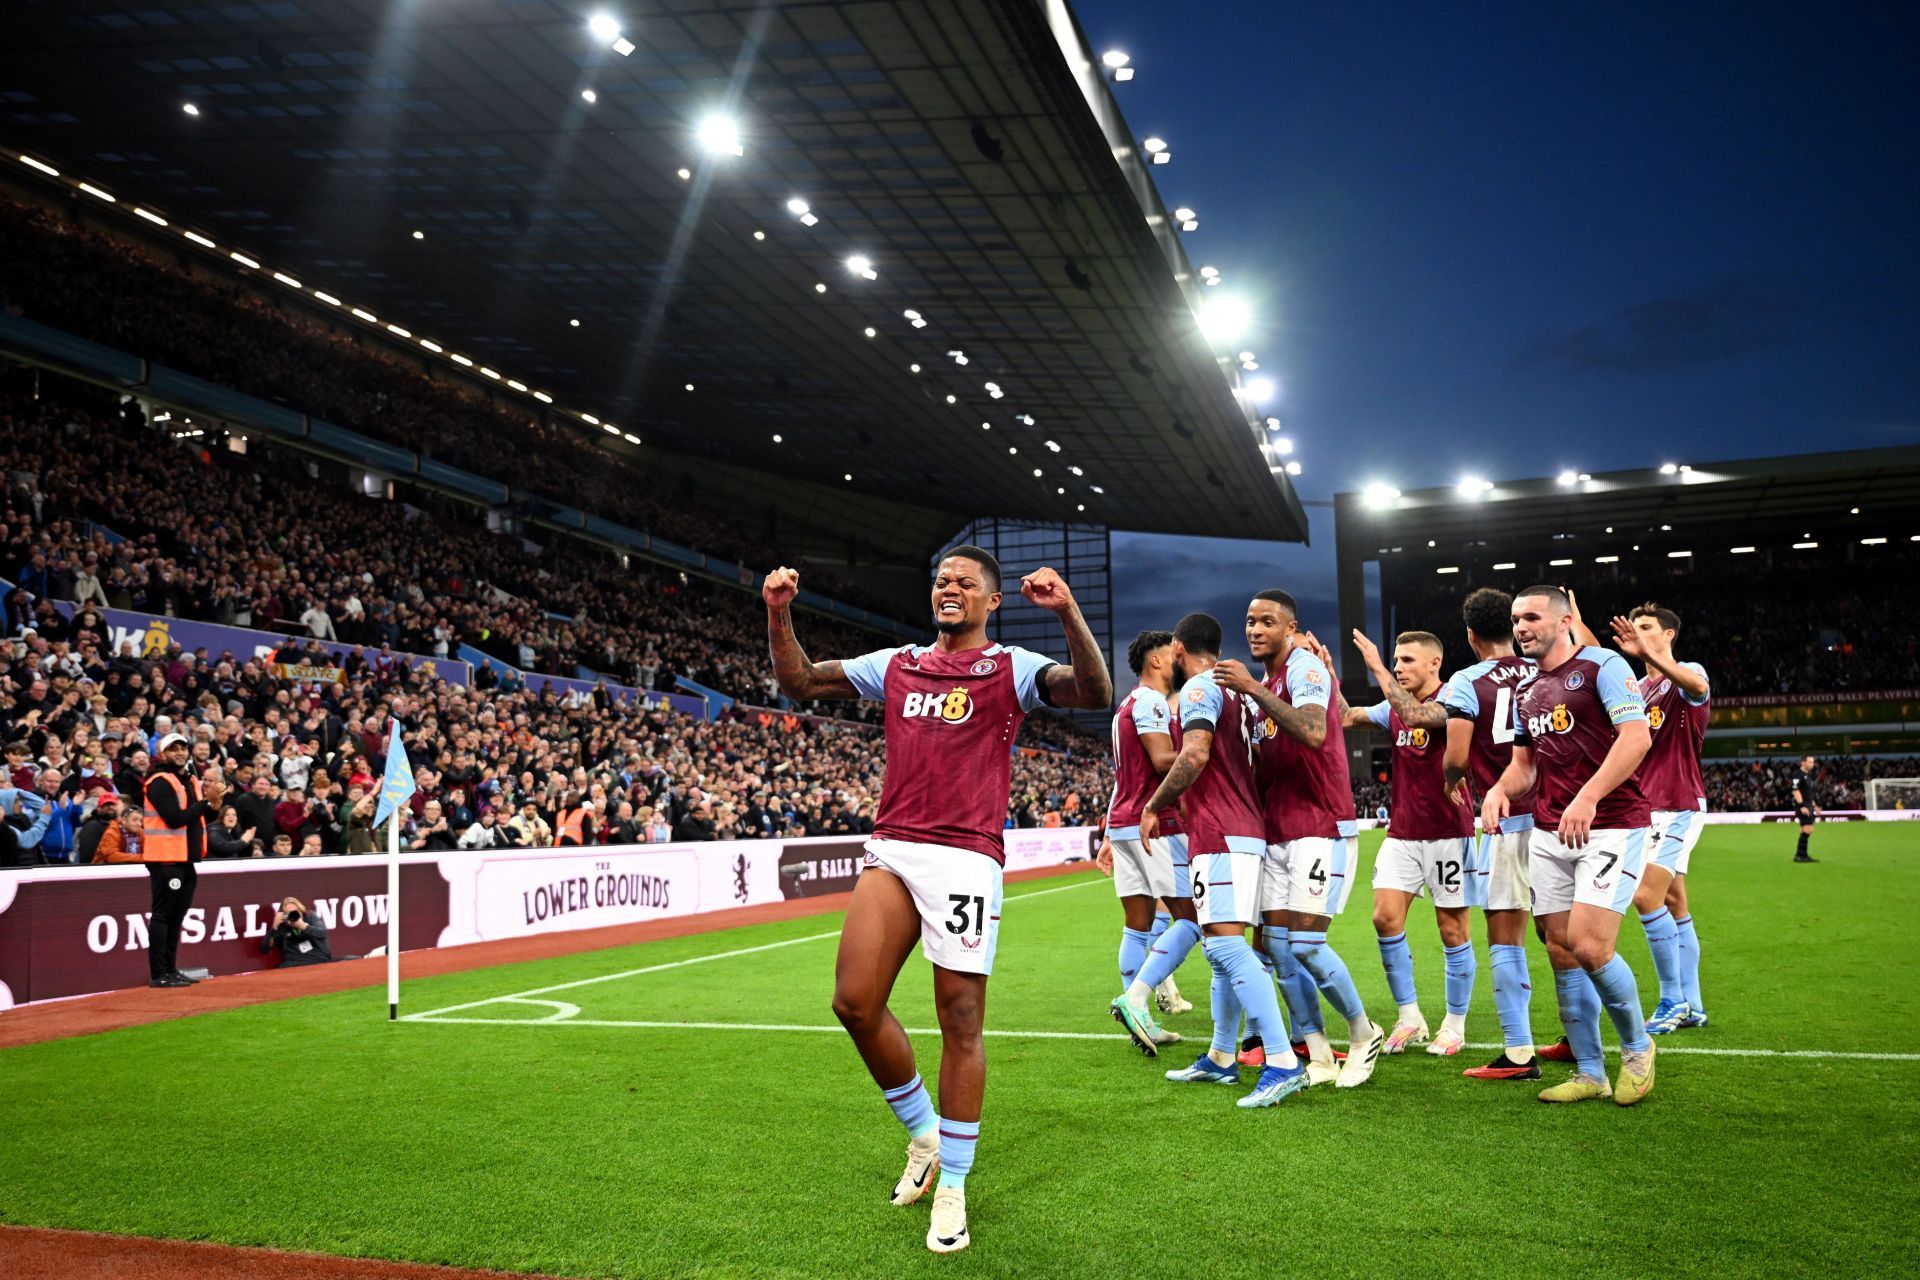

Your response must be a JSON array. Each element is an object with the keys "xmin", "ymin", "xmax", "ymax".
[
  {"xmin": 1609, "ymin": 613, "xmax": 1709, "ymax": 701},
  {"xmin": 1021, "ymin": 567, "xmax": 1113, "ymax": 710},
  {"xmin": 763, "ymin": 566, "xmax": 860, "ymax": 701},
  {"xmin": 1353, "ymin": 629, "xmax": 1449, "ymax": 729}
]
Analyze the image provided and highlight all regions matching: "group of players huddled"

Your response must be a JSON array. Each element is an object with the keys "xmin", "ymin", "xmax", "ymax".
[
  {"xmin": 1101, "ymin": 582, "xmax": 1714, "ymax": 1112},
  {"xmin": 761, "ymin": 548, "xmax": 1717, "ymax": 1254}
]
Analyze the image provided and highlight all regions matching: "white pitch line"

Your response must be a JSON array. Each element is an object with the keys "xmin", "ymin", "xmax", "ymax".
[
  {"xmin": 403, "ymin": 875, "xmax": 1105, "ymax": 1022},
  {"xmin": 400, "ymin": 1017, "xmax": 1920, "ymax": 1062}
]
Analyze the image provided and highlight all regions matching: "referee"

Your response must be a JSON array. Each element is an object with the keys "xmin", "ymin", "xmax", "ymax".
[
  {"xmin": 142, "ymin": 733, "xmax": 226, "ymax": 988},
  {"xmin": 1790, "ymin": 754, "xmax": 1819, "ymax": 864}
]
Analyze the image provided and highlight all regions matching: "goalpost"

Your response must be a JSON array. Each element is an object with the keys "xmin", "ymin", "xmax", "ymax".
[{"xmin": 1864, "ymin": 779, "xmax": 1920, "ymax": 812}]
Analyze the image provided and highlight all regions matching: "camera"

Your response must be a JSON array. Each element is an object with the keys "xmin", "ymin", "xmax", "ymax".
[{"xmin": 284, "ymin": 909, "xmax": 302, "ymax": 924}]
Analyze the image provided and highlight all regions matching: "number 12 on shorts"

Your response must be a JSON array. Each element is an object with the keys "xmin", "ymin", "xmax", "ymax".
[{"xmin": 946, "ymin": 893, "xmax": 986, "ymax": 937}]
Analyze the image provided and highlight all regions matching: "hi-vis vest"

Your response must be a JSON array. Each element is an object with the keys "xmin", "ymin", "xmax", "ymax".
[
  {"xmin": 143, "ymin": 771, "xmax": 201, "ymax": 863},
  {"xmin": 558, "ymin": 807, "xmax": 586, "ymax": 846}
]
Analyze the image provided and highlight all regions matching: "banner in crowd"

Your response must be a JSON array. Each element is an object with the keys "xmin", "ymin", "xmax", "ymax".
[
  {"xmin": 1714, "ymin": 689, "xmax": 1920, "ymax": 709},
  {"xmin": 52, "ymin": 601, "xmax": 471, "ymax": 687},
  {"xmin": 0, "ymin": 827, "xmax": 1097, "ymax": 1009}
]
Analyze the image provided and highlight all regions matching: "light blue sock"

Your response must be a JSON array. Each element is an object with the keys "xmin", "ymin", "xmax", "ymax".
[
  {"xmin": 1204, "ymin": 935, "xmax": 1296, "ymax": 1067},
  {"xmin": 1149, "ymin": 911, "xmax": 1172, "ymax": 948},
  {"xmin": 1554, "ymin": 967, "xmax": 1605, "ymax": 1078},
  {"xmin": 936, "ymin": 1118, "xmax": 979, "ymax": 1191},
  {"xmin": 1490, "ymin": 943, "xmax": 1534, "ymax": 1051},
  {"xmin": 1118, "ymin": 927, "xmax": 1155, "ymax": 992},
  {"xmin": 1376, "ymin": 931, "xmax": 1417, "ymax": 1007},
  {"xmin": 1291, "ymin": 931, "xmax": 1366, "ymax": 1025},
  {"xmin": 1282, "ymin": 952, "xmax": 1325, "ymax": 1038},
  {"xmin": 1639, "ymin": 907, "xmax": 1684, "ymax": 1004},
  {"xmin": 1443, "ymin": 941, "xmax": 1477, "ymax": 1016},
  {"xmin": 881, "ymin": 1074, "xmax": 937, "ymax": 1141},
  {"xmin": 1209, "ymin": 954, "xmax": 1243, "ymax": 1055},
  {"xmin": 1674, "ymin": 915, "xmax": 1704, "ymax": 1011},
  {"xmin": 1137, "ymin": 918, "xmax": 1202, "ymax": 991},
  {"xmin": 1589, "ymin": 954, "xmax": 1650, "ymax": 1052}
]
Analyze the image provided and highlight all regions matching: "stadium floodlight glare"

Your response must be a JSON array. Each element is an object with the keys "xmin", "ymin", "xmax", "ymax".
[
  {"xmin": 416, "ymin": 338, "xmax": 439, "ymax": 351},
  {"xmin": 981, "ymin": 421, "xmax": 991, "ymax": 430},
  {"xmin": 1196, "ymin": 295, "xmax": 1251, "ymax": 345},
  {"xmin": 78, "ymin": 182, "xmax": 116, "ymax": 203},
  {"xmin": 945, "ymin": 394, "xmax": 957, "ymax": 404},
  {"xmin": 1090, "ymin": 485, "xmax": 1105, "ymax": 494},
  {"xmin": 1362, "ymin": 483, "xmax": 1400, "ymax": 510},
  {"xmin": 844, "ymin": 254, "xmax": 876, "ymax": 280},
  {"xmin": 1850, "ymin": 506, "xmax": 1861, "ymax": 514},
  {"xmin": 949, "ymin": 350, "xmax": 969, "ymax": 365},
  {"xmin": 984, "ymin": 381, "xmax": 1004, "ymax": 399},
  {"xmin": 581, "ymin": 88, "xmax": 597, "ymax": 104},
  {"xmin": 1033, "ymin": 468, "xmax": 1043, "ymax": 478},
  {"xmin": 1017, "ymin": 414, "xmax": 1036, "ymax": 425},
  {"xmin": 1456, "ymin": 476, "xmax": 1493, "ymax": 499},
  {"xmin": 1436, "ymin": 566, "xmax": 1460, "ymax": 575},
  {"xmin": 601, "ymin": 423, "xmax": 619, "ymax": 434},
  {"xmin": 588, "ymin": 13, "xmax": 621, "ymax": 42},
  {"xmin": 1793, "ymin": 541, "xmax": 1818, "ymax": 549},
  {"xmin": 1078, "ymin": 503, "xmax": 1087, "ymax": 511},
  {"xmin": 787, "ymin": 196, "xmax": 810, "ymax": 216},
  {"xmin": 1550, "ymin": 558, "xmax": 1574, "ymax": 567},
  {"xmin": 1493, "ymin": 561, "xmax": 1517, "ymax": 570},
  {"xmin": 676, "ymin": 167, "xmax": 692, "ymax": 180},
  {"xmin": 1596, "ymin": 555, "xmax": 1620, "ymax": 563},
  {"xmin": 1285, "ymin": 460, "xmax": 1302, "ymax": 476},
  {"xmin": 570, "ymin": 318, "xmax": 581, "ymax": 327},
  {"xmin": 506, "ymin": 378, "xmax": 528, "ymax": 392},
  {"xmin": 18, "ymin": 154, "xmax": 59, "ymax": 176},
  {"xmin": 613, "ymin": 36, "xmax": 635, "ymax": 55},
  {"xmin": 182, "ymin": 102, "xmax": 200, "ymax": 117},
  {"xmin": 1008, "ymin": 446, "xmax": 1018, "ymax": 454},
  {"xmin": 350, "ymin": 306, "xmax": 377, "ymax": 321},
  {"xmin": 386, "ymin": 323, "xmax": 412, "ymax": 337},
  {"xmin": 1275, "ymin": 437, "xmax": 1294, "ymax": 455},
  {"xmin": 272, "ymin": 272, "xmax": 303, "ymax": 289},
  {"xmin": 1115, "ymin": 68, "xmax": 1134, "ymax": 82},
  {"xmin": 771, "ymin": 434, "xmax": 782, "ymax": 443},
  {"xmin": 696, "ymin": 112, "xmax": 744, "ymax": 157},
  {"xmin": 1044, "ymin": 440, "xmax": 1061, "ymax": 452},
  {"xmin": 450, "ymin": 353, "xmax": 473, "ymax": 366},
  {"xmin": 1198, "ymin": 265, "xmax": 1219, "ymax": 279},
  {"xmin": 1861, "ymin": 537, "xmax": 1887, "ymax": 545},
  {"xmin": 132, "ymin": 207, "xmax": 168, "ymax": 227},
  {"xmin": 411, "ymin": 229, "xmax": 426, "ymax": 240},
  {"xmin": 1660, "ymin": 462, "xmax": 1679, "ymax": 474},
  {"xmin": 312, "ymin": 290, "xmax": 340, "ymax": 305},
  {"xmin": 480, "ymin": 367, "xmax": 502, "ymax": 380},
  {"xmin": 1729, "ymin": 545, "xmax": 1755, "ymax": 553},
  {"xmin": 1069, "ymin": 466, "xmax": 1083, "ymax": 476},
  {"xmin": 1142, "ymin": 136, "xmax": 1167, "ymax": 154},
  {"xmin": 1243, "ymin": 375, "xmax": 1275, "ymax": 403},
  {"xmin": 863, "ymin": 327, "xmax": 876, "ymax": 338},
  {"xmin": 622, "ymin": 432, "xmax": 640, "ymax": 443},
  {"xmin": 1668, "ymin": 550, "xmax": 1692, "ymax": 558},
  {"xmin": 1102, "ymin": 50, "xmax": 1131, "ymax": 69},
  {"xmin": 844, "ymin": 473, "xmax": 854, "ymax": 482},
  {"xmin": 533, "ymin": 391, "xmax": 553, "ymax": 404},
  {"xmin": 581, "ymin": 413, "xmax": 600, "ymax": 424},
  {"xmin": 814, "ymin": 282, "xmax": 827, "ymax": 293},
  {"xmin": 909, "ymin": 363, "xmax": 921, "ymax": 373},
  {"xmin": 1173, "ymin": 206, "xmax": 1196, "ymax": 222},
  {"xmin": 684, "ymin": 383, "xmax": 695, "ymax": 391},
  {"xmin": 1557, "ymin": 470, "xmax": 1579, "ymax": 485}
]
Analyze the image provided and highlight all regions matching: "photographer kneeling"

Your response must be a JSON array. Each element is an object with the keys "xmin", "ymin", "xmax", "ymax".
[{"xmin": 261, "ymin": 896, "xmax": 333, "ymax": 967}]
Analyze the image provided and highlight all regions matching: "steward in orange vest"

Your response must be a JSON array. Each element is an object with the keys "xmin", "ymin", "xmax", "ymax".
[{"xmin": 142, "ymin": 733, "xmax": 226, "ymax": 989}]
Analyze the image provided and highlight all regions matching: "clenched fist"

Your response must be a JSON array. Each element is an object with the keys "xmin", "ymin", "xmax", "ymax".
[
  {"xmin": 1020, "ymin": 566, "xmax": 1075, "ymax": 614},
  {"xmin": 762, "ymin": 566, "xmax": 800, "ymax": 610}
]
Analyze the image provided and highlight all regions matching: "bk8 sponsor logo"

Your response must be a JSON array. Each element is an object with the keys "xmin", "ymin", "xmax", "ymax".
[
  {"xmin": 902, "ymin": 687, "xmax": 975, "ymax": 724},
  {"xmin": 1525, "ymin": 703, "xmax": 1574, "ymax": 737}
]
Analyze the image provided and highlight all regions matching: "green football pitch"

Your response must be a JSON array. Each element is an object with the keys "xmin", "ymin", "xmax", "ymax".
[{"xmin": 4, "ymin": 826, "xmax": 1918, "ymax": 1278}]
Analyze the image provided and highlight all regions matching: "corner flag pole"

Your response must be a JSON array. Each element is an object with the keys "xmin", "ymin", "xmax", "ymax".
[{"xmin": 374, "ymin": 720, "xmax": 416, "ymax": 1022}]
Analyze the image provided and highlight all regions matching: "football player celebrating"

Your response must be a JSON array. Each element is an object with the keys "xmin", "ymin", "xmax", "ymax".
[
  {"xmin": 1610, "ymin": 604, "xmax": 1711, "ymax": 1033},
  {"xmin": 765, "ymin": 547, "xmax": 1110, "ymax": 1252},
  {"xmin": 1481, "ymin": 585, "xmax": 1658, "ymax": 1106}
]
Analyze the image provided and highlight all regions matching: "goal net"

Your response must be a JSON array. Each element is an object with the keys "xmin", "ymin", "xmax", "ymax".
[{"xmin": 1864, "ymin": 779, "xmax": 1920, "ymax": 812}]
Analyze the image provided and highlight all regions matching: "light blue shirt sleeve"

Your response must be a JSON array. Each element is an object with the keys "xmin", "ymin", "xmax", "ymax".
[
  {"xmin": 1006, "ymin": 647, "xmax": 1060, "ymax": 713},
  {"xmin": 1365, "ymin": 700, "xmax": 1393, "ymax": 731},
  {"xmin": 1286, "ymin": 649, "xmax": 1333, "ymax": 710},
  {"xmin": 1439, "ymin": 668, "xmax": 1480, "ymax": 719},
  {"xmin": 1180, "ymin": 674, "xmax": 1223, "ymax": 730},
  {"xmin": 1679, "ymin": 661, "xmax": 1710, "ymax": 706},
  {"xmin": 1130, "ymin": 688, "xmax": 1173, "ymax": 737},
  {"xmin": 1595, "ymin": 651, "xmax": 1648, "ymax": 725},
  {"xmin": 840, "ymin": 647, "xmax": 901, "ymax": 702}
]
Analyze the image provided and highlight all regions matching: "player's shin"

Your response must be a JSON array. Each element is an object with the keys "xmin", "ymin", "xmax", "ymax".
[
  {"xmin": 1674, "ymin": 914, "xmax": 1704, "ymax": 1012},
  {"xmin": 1119, "ymin": 927, "xmax": 1155, "ymax": 994},
  {"xmin": 1376, "ymin": 930, "xmax": 1419, "ymax": 1016},
  {"xmin": 1588, "ymin": 954, "xmax": 1651, "ymax": 1052},
  {"xmin": 1552, "ymin": 966, "xmax": 1606, "ymax": 1079},
  {"xmin": 1637, "ymin": 906, "xmax": 1685, "ymax": 1005},
  {"xmin": 1204, "ymin": 936, "xmax": 1298, "ymax": 1069},
  {"xmin": 1291, "ymin": 931, "xmax": 1372, "ymax": 1039},
  {"xmin": 1130, "ymin": 917, "xmax": 1202, "ymax": 1009},
  {"xmin": 1489, "ymin": 943, "xmax": 1535, "ymax": 1059},
  {"xmin": 1207, "ymin": 952, "xmax": 1244, "ymax": 1068},
  {"xmin": 1442, "ymin": 940, "xmax": 1476, "ymax": 1035}
]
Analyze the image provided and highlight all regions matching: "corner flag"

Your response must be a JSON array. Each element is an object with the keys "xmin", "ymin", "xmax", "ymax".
[
  {"xmin": 377, "ymin": 719, "xmax": 414, "ymax": 1022},
  {"xmin": 374, "ymin": 720, "xmax": 416, "ymax": 829}
]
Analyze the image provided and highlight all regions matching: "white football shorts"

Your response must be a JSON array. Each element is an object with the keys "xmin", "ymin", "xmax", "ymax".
[
  {"xmin": 1190, "ymin": 837, "xmax": 1266, "ymax": 926},
  {"xmin": 1371, "ymin": 836, "xmax": 1475, "ymax": 908},
  {"xmin": 1111, "ymin": 833, "xmax": 1191, "ymax": 901},
  {"xmin": 862, "ymin": 838, "xmax": 1004, "ymax": 975},
  {"xmin": 1528, "ymin": 827, "xmax": 1647, "ymax": 917},
  {"xmin": 1648, "ymin": 808, "xmax": 1705, "ymax": 875},
  {"xmin": 1262, "ymin": 836, "xmax": 1357, "ymax": 918},
  {"xmin": 1470, "ymin": 825, "xmax": 1534, "ymax": 912}
]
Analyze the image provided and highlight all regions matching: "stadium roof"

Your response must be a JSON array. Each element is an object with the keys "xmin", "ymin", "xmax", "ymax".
[
  {"xmin": 0, "ymin": 0, "xmax": 1307, "ymax": 544},
  {"xmin": 1333, "ymin": 445, "xmax": 1920, "ymax": 560}
]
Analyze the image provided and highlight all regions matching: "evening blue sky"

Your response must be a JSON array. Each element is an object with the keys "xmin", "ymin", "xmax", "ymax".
[{"xmin": 1085, "ymin": 2, "xmax": 1919, "ymax": 658}]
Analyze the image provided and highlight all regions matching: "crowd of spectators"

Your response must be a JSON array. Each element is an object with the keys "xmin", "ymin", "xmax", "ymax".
[
  {"xmin": 1384, "ymin": 551, "xmax": 1920, "ymax": 697},
  {"xmin": 1702, "ymin": 756, "xmax": 1920, "ymax": 813},
  {"xmin": 0, "ymin": 621, "xmax": 1112, "ymax": 866},
  {"xmin": 0, "ymin": 196, "xmax": 904, "ymax": 620},
  {"xmin": 0, "ymin": 372, "xmax": 912, "ymax": 714}
]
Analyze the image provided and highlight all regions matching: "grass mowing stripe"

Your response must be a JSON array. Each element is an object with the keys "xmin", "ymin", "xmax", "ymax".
[
  {"xmin": 402, "ymin": 1016, "xmax": 1920, "ymax": 1061},
  {"xmin": 403, "ymin": 874, "xmax": 1105, "ymax": 1021}
]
